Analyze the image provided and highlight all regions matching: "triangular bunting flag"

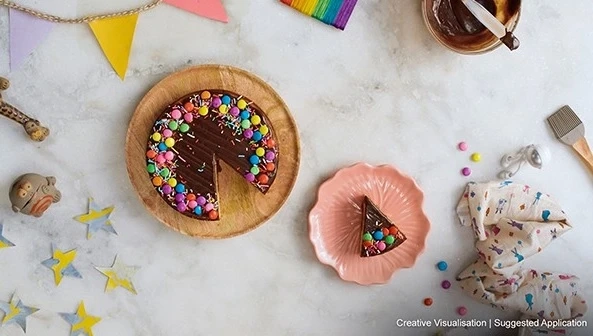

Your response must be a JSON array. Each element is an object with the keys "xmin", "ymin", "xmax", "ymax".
[
  {"xmin": 164, "ymin": 0, "xmax": 228, "ymax": 23},
  {"xmin": 9, "ymin": 9, "xmax": 55, "ymax": 70},
  {"xmin": 89, "ymin": 14, "xmax": 139, "ymax": 80}
]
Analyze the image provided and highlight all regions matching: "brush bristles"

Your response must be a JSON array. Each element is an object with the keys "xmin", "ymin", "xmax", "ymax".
[{"xmin": 547, "ymin": 105, "xmax": 583, "ymax": 138}]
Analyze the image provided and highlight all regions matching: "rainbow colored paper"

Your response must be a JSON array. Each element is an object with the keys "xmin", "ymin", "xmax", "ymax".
[{"xmin": 281, "ymin": 0, "xmax": 358, "ymax": 30}]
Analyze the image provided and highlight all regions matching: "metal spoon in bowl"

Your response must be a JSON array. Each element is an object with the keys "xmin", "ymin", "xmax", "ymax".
[{"xmin": 461, "ymin": 0, "xmax": 520, "ymax": 51}]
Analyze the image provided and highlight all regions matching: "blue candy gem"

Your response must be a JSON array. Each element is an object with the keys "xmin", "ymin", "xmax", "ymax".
[
  {"xmin": 158, "ymin": 143, "xmax": 167, "ymax": 151},
  {"xmin": 252, "ymin": 131, "xmax": 262, "ymax": 142},
  {"xmin": 194, "ymin": 206, "xmax": 202, "ymax": 215},
  {"xmin": 175, "ymin": 184, "xmax": 186, "ymax": 193},
  {"xmin": 249, "ymin": 155, "xmax": 260, "ymax": 165},
  {"xmin": 222, "ymin": 95, "xmax": 231, "ymax": 105},
  {"xmin": 240, "ymin": 111, "xmax": 250, "ymax": 120},
  {"xmin": 372, "ymin": 230, "xmax": 383, "ymax": 240}
]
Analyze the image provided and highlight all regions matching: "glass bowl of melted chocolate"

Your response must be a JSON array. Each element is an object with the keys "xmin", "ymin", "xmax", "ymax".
[{"xmin": 423, "ymin": 0, "xmax": 521, "ymax": 54}]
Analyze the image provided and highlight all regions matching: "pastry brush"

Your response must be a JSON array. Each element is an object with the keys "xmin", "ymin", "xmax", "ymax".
[{"xmin": 547, "ymin": 105, "xmax": 593, "ymax": 173}]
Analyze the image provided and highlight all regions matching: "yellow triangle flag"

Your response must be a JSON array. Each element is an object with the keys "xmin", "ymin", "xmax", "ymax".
[{"xmin": 89, "ymin": 14, "xmax": 139, "ymax": 80}]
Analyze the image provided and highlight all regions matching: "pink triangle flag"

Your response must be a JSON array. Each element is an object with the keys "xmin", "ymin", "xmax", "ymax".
[
  {"xmin": 9, "ymin": 9, "xmax": 55, "ymax": 70},
  {"xmin": 164, "ymin": 0, "xmax": 228, "ymax": 23}
]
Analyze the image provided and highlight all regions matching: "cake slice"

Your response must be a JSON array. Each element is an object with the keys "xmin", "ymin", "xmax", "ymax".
[{"xmin": 361, "ymin": 196, "xmax": 407, "ymax": 257}]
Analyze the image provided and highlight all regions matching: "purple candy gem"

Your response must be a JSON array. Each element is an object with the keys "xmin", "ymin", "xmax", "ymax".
[
  {"xmin": 175, "ymin": 193, "xmax": 185, "ymax": 202},
  {"xmin": 265, "ymin": 151, "xmax": 276, "ymax": 161},
  {"xmin": 204, "ymin": 203, "xmax": 214, "ymax": 212},
  {"xmin": 212, "ymin": 97, "xmax": 222, "ymax": 108},
  {"xmin": 243, "ymin": 129, "xmax": 254, "ymax": 139},
  {"xmin": 197, "ymin": 196, "xmax": 207, "ymax": 206},
  {"xmin": 162, "ymin": 184, "xmax": 172, "ymax": 194},
  {"xmin": 245, "ymin": 172, "xmax": 255, "ymax": 182},
  {"xmin": 441, "ymin": 280, "xmax": 451, "ymax": 289},
  {"xmin": 229, "ymin": 106, "xmax": 240, "ymax": 117},
  {"xmin": 177, "ymin": 202, "xmax": 187, "ymax": 212}
]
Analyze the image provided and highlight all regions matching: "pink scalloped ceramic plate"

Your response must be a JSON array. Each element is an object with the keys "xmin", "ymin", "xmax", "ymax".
[{"xmin": 309, "ymin": 163, "xmax": 430, "ymax": 285}]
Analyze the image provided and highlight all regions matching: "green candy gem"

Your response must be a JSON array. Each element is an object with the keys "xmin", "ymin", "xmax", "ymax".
[
  {"xmin": 160, "ymin": 168, "xmax": 170, "ymax": 177},
  {"xmin": 146, "ymin": 164, "xmax": 156, "ymax": 174},
  {"xmin": 250, "ymin": 166, "xmax": 260, "ymax": 175},
  {"xmin": 241, "ymin": 119, "xmax": 251, "ymax": 129},
  {"xmin": 179, "ymin": 123, "xmax": 190, "ymax": 133},
  {"xmin": 362, "ymin": 233, "xmax": 372, "ymax": 241},
  {"xmin": 385, "ymin": 235, "xmax": 395, "ymax": 245},
  {"xmin": 168, "ymin": 121, "xmax": 179, "ymax": 131}
]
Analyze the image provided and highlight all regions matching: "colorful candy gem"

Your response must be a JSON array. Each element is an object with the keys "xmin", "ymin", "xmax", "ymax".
[
  {"xmin": 188, "ymin": 200, "xmax": 198, "ymax": 209},
  {"xmin": 389, "ymin": 225, "xmax": 398, "ymax": 235},
  {"xmin": 377, "ymin": 241, "xmax": 386, "ymax": 251},
  {"xmin": 240, "ymin": 111, "xmax": 250, "ymax": 120},
  {"xmin": 461, "ymin": 167, "xmax": 471, "ymax": 176},
  {"xmin": 250, "ymin": 166, "xmax": 260, "ymax": 175},
  {"xmin": 179, "ymin": 124, "xmax": 190, "ymax": 133},
  {"xmin": 200, "ymin": 91, "xmax": 211, "ymax": 99},
  {"xmin": 152, "ymin": 133, "xmax": 162, "ymax": 142},
  {"xmin": 230, "ymin": 106, "xmax": 240, "ymax": 117},
  {"xmin": 255, "ymin": 148, "xmax": 265, "ymax": 157},
  {"xmin": 204, "ymin": 203, "xmax": 214, "ymax": 212},
  {"xmin": 212, "ymin": 97, "xmax": 222, "ymax": 108},
  {"xmin": 146, "ymin": 164, "xmax": 156, "ymax": 173},
  {"xmin": 184, "ymin": 113, "xmax": 193, "ymax": 123},
  {"xmin": 162, "ymin": 184, "xmax": 172, "ymax": 194},
  {"xmin": 184, "ymin": 102, "xmax": 194, "ymax": 112},
  {"xmin": 167, "ymin": 178, "xmax": 177, "ymax": 187},
  {"xmin": 158, "ymin": 143, "xmax": 167, "ymax": 151},
  {"xmin": 267, "ymin": 139, "xmax": 276, "ymax": 147},
  {"xmin": 219, "ymin": 105, "xmax": 228, "ymax": 114},
  {"xmin": 152, "ymin": 176, "xmax": 163, "ymax": 186},
  {"xmin": 177, "ymin": 202, "xmax": 187, "ymax": 212},
  {"xmin": 441, "ymin": 280, "xmax": 451, "ymax": 289},
  {"xmin": 423, "ymin": 298, "xmax": 433, "ymax": 306},
  {"xmin": 458, "ymin": 142, "xmax": 468, "ymax": 151},
  {"xmin": 265, "ymin": 162, "xmax": 275, "ymax": 171},
  {"xmin": 221, "ymin": 95, "xmax": 231, "ymax": 105},
  {"xmin": 208, "ymin": 210, "xmax": 218, "ymax": 220},
  {"xmin": 168, "ymin": 121, "xmax": 178, "ymax": 131},
  {"xmin": 384, "ymin": 235, "xmax": 395, "ymax": 245},
  {"xmin": 196, "ymin": 196, "xmax": 206, "ymax": 206},
  {"xmin": 265, "ymin": 151, "xmax": 276, "ymax": 161},
  {"xmin": 245, "ymin": 173, "xmax": 255, "ymax": 182},
  {"xmin": 372, "ymin": 230, "xmax": 384, "ymax": 240},
  {"xmin": 198, "ymin": 106, "xmax": 209, "ymax": 116},
  {"xmin": 471, "ymin": 153, "xmax": 481, "ymax": 162},
  {"xmin": 175, "ymin": 184, "xmax": 185, "ymax": 193},
  {"xmin": 165, "ymin": 151, "xmax": 175, "ymax": 161},
  {"xmin": 175, "ymin": 194, "xmax": 185, "ymax": 203},
  {"xmin": 257, "ymin": 174, "xmax": 269, "ymax": 184},
  {"xmin": 437, "ymin": 261, "xmax": 448, "ymax": 271},
  {"xmin": 237, "ymin": 99, "xmax": 247, "ymax": 109},
  {"xmin": 381, "ymin": 228, "xmax": 389, "ymax": 236},
  {"xmin": 363, "ymin": 240, "xmax": 373, "ymax": 247},
  {"xmin": 259, "ymin": 125, "xmax": 269, "ymax": 135},
  {"xmin": 187, "ymin": 194, "xmax": 196, "ymax": 201},
  {"xmin": 163, "ymin": 129, "xmax": 173, "ymax": 138},
  {"xmin": 241, "ymin": 120, "xmax": 251, "ymax": 129},
  {"xmin": 362, "ymin": 233, "xmax": 372, "ymax": 241},
  {"xmin": 171, "ymin": 109, "xmax": 182, "ymax": 120},
  {"xmin": 194, "ymin": 206, "xmax": 202, "ymax": 215},
  {"xmin": 155, "ymin": 154, "xmax": 165, "ymax": 164},
  {"xmin": 146, "ymin": 150, "xmax": 157, "ymax": 159},
  {"xmin": 249, "ymin": 155, "xmax": 260, "ymax": 165},
  {"xmin": 457, "ymin": 306, "xmax": 467, "ymax": 316},
  {"xmin": 243, "ymin": 129, "xmax": 254, "ymax": 139},
  {"xmin": 165, "ymin": 138, "xmax": 175, "ymax": 148},
  {"xmin": 251, "ymin": 115, "xmax": 261, "ymax": 125},
  {"xmin": 160, "ymin": 168, "xmax": 170, "ymax": 177}
]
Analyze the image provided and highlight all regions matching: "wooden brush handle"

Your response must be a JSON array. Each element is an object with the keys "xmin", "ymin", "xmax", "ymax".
[{"xmin": 572, "ymin": 137, "xmax": 593, "ymax": 174}]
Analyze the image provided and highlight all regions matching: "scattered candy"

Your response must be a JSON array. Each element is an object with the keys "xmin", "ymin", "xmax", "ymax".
[
  {"xmin": 152, "ymin": 176, "xmax": 163, "ymax": 186},
  {"xmin": 219, "ymin": 105, "xmax": 228, "ymax": 114},
  {"xmin": 458, "ymin": 142, "xmax": 468, "ymax": 151},
  {"xmin": 175, "ymin": 184, "xmax": 185, "ymax": 193},
  {"xmin": 260, "ymin": 125, "xmax": 269, "ymax": 135},
  {"xmin": 160, "ymin": 168, "xmax": 170, "ymax": 177},
  {"xmin": 437, "ymin": 261, "xmax": 448, "ymax": 271},
  {"xmin": 265, "ymin": 162, "xmax": 275, "ymax": 171},
  {"xmin": 424, "ymin": 298, "xmax": 433, "ymax": 306},
  {"xmin": 177, "ymin": 202, "xmax": 187, "ymax": 212},
  {"xmin": 194, "ymin": 206, "xmax": 202, "ymax": 215},
  {"xmin": 471, "ymin": 152, "xmax": 481, "ymax": 162},
  {"xmin": 163, "ymin": 129, "xmax": 173, "ymax": 138},
  {"xmin": 156, "ymin": 154, "xmax": 165, "ymax": 164},
  {"xmin": 441, "ymin": 280, "xmax": 451, "ymax": 289},
  {"xmin": 158, "ymin": 143, "xmax": 167, "ymax": 151},
  {"xmin": 457, "ymin": 306, "xmax": 467, "ymax": 316},
  {"xmin": 188, "ymin": 200, "xmax": 197, "ymax": 209},
  {"xmin": 187, "ymin": 194, "xmax": 196, "ymax": 201},
  {"xmin": 461, "ymin": 167, "xmax": 471, "ymax": 176},
  {"xmin": 175, "ymin": 194, "xmax": 185, "ymax": 202},
  {"xmin": 265, "ymin": 151, "xmax": 276, "ymax": 161}
]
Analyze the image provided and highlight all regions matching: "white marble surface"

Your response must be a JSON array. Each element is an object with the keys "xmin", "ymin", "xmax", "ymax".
[{"xmin": 1, "ymin": 0, "xmax": 593, "ymax": 335}]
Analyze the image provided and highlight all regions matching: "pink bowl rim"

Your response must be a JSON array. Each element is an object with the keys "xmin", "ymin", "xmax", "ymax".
[{"xmin": 307, "ymin": 162, "xmax": 431, "ymax": 285}]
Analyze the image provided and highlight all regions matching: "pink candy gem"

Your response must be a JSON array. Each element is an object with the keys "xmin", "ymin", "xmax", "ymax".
[
  {"xmin": 212, "ymin": 97, "xmax": 222, "ymax": 108},
  {"xmin": 204, "ymin": 203, "xmax": 214, "ymax": 212},
  {"xmin": 156, "ymin": 154, "xmax": 166, "ymax": 164},
  {"xmin": 458, "ymin": 141, "xmax": 468, "ymax": 151},
  {"xmin": 171, "ymin": 109, "xmax": 182, "ymax": 120},
  {"xmin": 188, "ymin": 200, "xmax": 198, "ymax": 209},
  {"xmin": 457, "ymin": 306, "xmax": 467, "ymax": 316},
  {"xmin": 163, "ymin": 129, "xmax": 173, "ymax": 138},
  {"xmin": 184, "ymin": 113, "xmax": 193, "ymax": 123},
  {"xmin": 377, "ymin": 241, "xmax": 386, "ymax": 251},
  {"xmin": 165, "ymin": 151, "xmax": 175, "ymax": 161},
  {"xmin": 230, "ymin": 107, "xmax": 240, "ymax": 117},
  {"xmin": 462, "ymin": 167, "xmax": 472, "ymax": 176}
]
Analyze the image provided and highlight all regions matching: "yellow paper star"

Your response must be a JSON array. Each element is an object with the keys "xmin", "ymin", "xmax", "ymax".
[
  {"xmin": 60, "ymin": 302, "xmax": 101, "ymax": 336},
  {"xmin": 95, "ymin": 255, "xmax": 139, "ymax": 294},
  {"xmin": 73, "ymin": 198, "xmax": 117, "ymax": 239},
  {"xmin": 41, "ymin": 244, "xmax": 82, "ymax": 285}
]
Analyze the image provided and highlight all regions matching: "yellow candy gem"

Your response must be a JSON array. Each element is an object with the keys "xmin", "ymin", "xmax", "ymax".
[
  {"xmin": 198, "ymin": 106, "xmax": 209, "ymax": 116},
  {"xmin": 168, "ymin": 178, "xmax": 177, "ymax": 187},
  {"xmin": 255, "ymin": 147, "xmax": 265, "ymax": 157},
  {"xmin": 471, "ymin": 153, "xmax": 481, "ymax": 162},
  {"xmin": 251, "ymin": 115, "xmax": 261, "ymax": 126},
  {"xmin": 237, "ymin": 99, "xmax": 247, "ymax": 110},
  {"xmin": 152, "ymin": 132, "xmax": 162, "ymax": 142},
  {"xmin": 165, "ymin": 138, "xmax": 175, "ymax": 147},
  {"xmin": 259, "ymin": 125, "xmax": 269, "ymax": 135},
  {"xmin": 219, "ymin": 105, "xmax": 228, "ymax": 114}
]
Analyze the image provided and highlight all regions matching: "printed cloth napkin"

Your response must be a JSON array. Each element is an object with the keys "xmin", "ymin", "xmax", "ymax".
[{"xmin": 456, "ymin": 181, "xmax": 587, "ymax": 320}]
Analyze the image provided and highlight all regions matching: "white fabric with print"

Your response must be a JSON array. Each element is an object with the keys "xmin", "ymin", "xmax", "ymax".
[{"xmin": 456, "ymin": 181, "xmax": 587, "ymax": 320}]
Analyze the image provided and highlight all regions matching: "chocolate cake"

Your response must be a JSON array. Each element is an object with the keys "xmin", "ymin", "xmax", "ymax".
[
  {"xmin": 360, "ymin": 196, "xmax": 406, "ymax": 257},
  {"xmin": 145, "ymin": 90, "xmax": 279, "ymax": 221}
]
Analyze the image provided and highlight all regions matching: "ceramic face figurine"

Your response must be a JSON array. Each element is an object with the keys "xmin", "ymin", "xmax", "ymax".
[
  {"xmin": 9, "ymin": 173, "xmax": 61, "ymax": 217},
  {"xmin": 0, "ymin": 77, "xmax": 49, "ymax": 142}
]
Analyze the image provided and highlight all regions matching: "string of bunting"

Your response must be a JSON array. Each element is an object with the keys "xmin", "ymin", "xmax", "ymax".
[{"xmin": 1, "ymin": 0, "xmax": 228, "ymax": 79}]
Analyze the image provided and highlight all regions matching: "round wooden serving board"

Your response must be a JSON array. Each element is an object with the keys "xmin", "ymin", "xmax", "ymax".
[{"xmin": 126, "ymin": 65, "xmax": 300, "ymax": 239}]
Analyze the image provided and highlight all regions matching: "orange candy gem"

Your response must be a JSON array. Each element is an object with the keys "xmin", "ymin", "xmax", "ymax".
[
  {"xmin": 146, "ymin": 150, "xmax": 157, "ymax": 159},
  {"xmin": 184, "ymin": 102, "xmax": 195, "ymax": 112},
  {"xmin": 423, "ymin": 298, "xmax": 433, "ymax": 306},
  {"xmin": 389, "ymin": 225, "xmax": 398, "ymax": 235},
  {"xmin": 265, "ymin": 162, "xmax": 275, "ymax": 171},
  {"xmin": 200, "ymin": 91, "xmax": 211, "ymax": 100},
  {"xmin": 152, "ymin": 176, "xmax": 163, "ymax": 186},
  {"xmin": 266, "ymin": 139, "xmax": 276, "ymax": 148},
  {"xmin": 363, "ymin": 241, "xmax": 373, "ymax": 248},
  {"xmin": 186, "ymin": 194, "xmax": 196, "ymax": 201},
  {"xmin": 382, "ymin": 228, "xmax": 390, "ymax": 236},
  {"xmin": 208, "ymin": 210, "xmax": 218, "ymax": 220},
  {"xmin": 257, "ymin": 174, "xmax": 269, "ymax": 184}
]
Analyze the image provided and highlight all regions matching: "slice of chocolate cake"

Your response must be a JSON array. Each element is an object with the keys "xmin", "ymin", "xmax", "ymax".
[{"xmin": 360, "ymin": 196, "xmax": 406, "ymax": 257}]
